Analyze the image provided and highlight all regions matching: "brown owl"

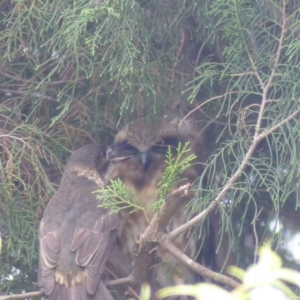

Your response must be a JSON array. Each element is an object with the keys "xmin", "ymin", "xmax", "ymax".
[
  {"xmin": 106, "ymin": 104, "xmax": 208, "ymax": 289},
  {"xmin": 38, "ymin": 144, "xmax": 119, "ymax": 300}
]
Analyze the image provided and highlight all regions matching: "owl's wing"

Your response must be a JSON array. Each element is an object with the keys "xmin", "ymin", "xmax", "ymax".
[
  {"xmin": 71, "ymin": 212, "xmax": 119, "ymax": 294},
  {"xmin": 38, "ymin": 191, "xmax": 120, "ymax": 299},
  {"xmin": 38, "ymin": 220, "xmax": 60, "ymax": 294}
]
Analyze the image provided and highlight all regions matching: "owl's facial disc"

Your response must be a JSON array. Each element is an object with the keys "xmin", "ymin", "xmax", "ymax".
[{"xmin": 107, "ymin": 140, "xmax": 154, "ymax": 172}]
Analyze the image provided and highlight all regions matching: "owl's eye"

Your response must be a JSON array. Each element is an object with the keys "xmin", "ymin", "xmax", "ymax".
[
  {"xmin": 108, "ymin": 140, "xmax": 139, "ymax": 158},
  {"xmin": 119, "ymin": 140, "xmax": 138, "ymax": 152},
  {"xmin": 111, "ymin": 139, "xmax": 130, "ymax": 148},
  {"xmin": 151, "ymin": 137, "xmax": 180, "ymax": 154}
]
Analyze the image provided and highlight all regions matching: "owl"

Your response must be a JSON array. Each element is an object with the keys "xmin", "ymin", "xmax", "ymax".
[
  {"xmin": 38, "ymin": 144, "xmax": 119, "ymax": 300},
  {"xmin": 106, "ymin": 104, "xmax": 208, "ymax": 290}
]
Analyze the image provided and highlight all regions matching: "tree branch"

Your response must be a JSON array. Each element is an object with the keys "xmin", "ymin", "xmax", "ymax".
[
  {"xmin": 0, "ymin": 291, "xmax": 44, "ymax": 300},
  {"xmin": 169, "ymin": 3, "xmax": 297, "ymax": 239},
  {"xmin": 140, "ymin": 184, "xmax": 191, "ymax": 242},
  {"xmin": 158, "ymin": 234, "xmax": 240, "ymax": 288},
  {"xmin": 0, "ymin": 277, "xmax": 136, "ymax": 300}
]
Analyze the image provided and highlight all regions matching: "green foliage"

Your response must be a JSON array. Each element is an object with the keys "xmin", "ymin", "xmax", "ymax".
[
  {"xmin": 157, "ymin": 243, "xmax": 300, "ymax": 300},
  {"xmin": 153, "ymin": 143, "xmax": 196, "ymax": 210},
  {"xmin": 1, "ymin": 0, "xmax": 300, "ymax": 296},
  {"xmin": 97, "ymin": 143, "xmax": 195, "ymax": 214},
  {"xmin": 187, "ymin": 0, "xmax": 300, "ymax": 272},
  {"xmin": 137, "ymin": 284, "xmax": 152, "ymax": 300},
  {"xmin": 96, "ymin": 178, "xmax": 143, "ymax": 214}
]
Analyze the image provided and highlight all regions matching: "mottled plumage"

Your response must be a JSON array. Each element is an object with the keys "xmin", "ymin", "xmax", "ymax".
[
  {"xmin": 106, "ymin": 105, "xmax": 208, "ymax": 288},
  {"xmin": 39, "ymin": 144, "xmax": 119, "ymax": 300}
]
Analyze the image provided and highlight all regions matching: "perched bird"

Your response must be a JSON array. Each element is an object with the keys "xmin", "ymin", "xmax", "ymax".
[
  {"xmin": 106, "ymin": 104, "xmax": 208, "ymax": 288},
  {"xmin": 38, "ymin": 144, "xmax": 119, "ymax": 300}
]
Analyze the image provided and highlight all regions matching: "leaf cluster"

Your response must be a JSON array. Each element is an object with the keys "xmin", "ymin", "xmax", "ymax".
[
  {"xmin": 96, "ymin": 178, "xmax": 143, "ymax": 214},
  {"xmin": 153, "ymin": 143, "xmax": 196, "ymax": 210},
  {"xmin": 96, "ymin": 143, "xmax": 196, "ymax": 214}
]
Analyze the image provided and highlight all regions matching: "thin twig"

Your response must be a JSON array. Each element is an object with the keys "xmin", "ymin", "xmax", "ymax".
[
  {"xmin": 0, "ymin": 277, "xmax": 136, "ymax": 300},
  {"xmin": 171, "ymin": 28, "xmax": 186, "ymax": 84},
  {"xmin": 106, "ymin": 276, "xmax": 134, "ymax": 286},
  {"xmin": 253, "ymin": 207, "xmax": 264, "ymax": 264},
  {"xmin": 194, "ymin": 31, "xmax": 214, "ymax": 70},
  {"xmin": 0, "ymin": 291, "xmax": 44, "ymax": 300},
  {"xmin": 139, "ymin": 184, "xmax": 191, "ymax": 242},
  {"xmin": 179, "ymin": 91, "xmax": 239, "ymax": 126},
  {"xmin": 258, "ymin": 106, "xmax": 300, "ymax": 139},
  {"xmin": 0, "ymin": 134, "xmax": 32, "ymax": 148},
  {"xmin": 158, "ymin": 234, "xmax": 240, "ymax": 288}
]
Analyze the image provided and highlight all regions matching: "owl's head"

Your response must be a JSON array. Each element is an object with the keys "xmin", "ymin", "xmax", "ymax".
[{"xmin": 106, "ymin": 104, "xmax": 207, "ymax": 190}]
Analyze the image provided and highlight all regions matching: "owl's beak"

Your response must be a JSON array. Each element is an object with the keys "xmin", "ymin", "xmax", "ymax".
[{"xmin": 138, "ymin": 152, "xmax": 151, "ymax": 171}]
